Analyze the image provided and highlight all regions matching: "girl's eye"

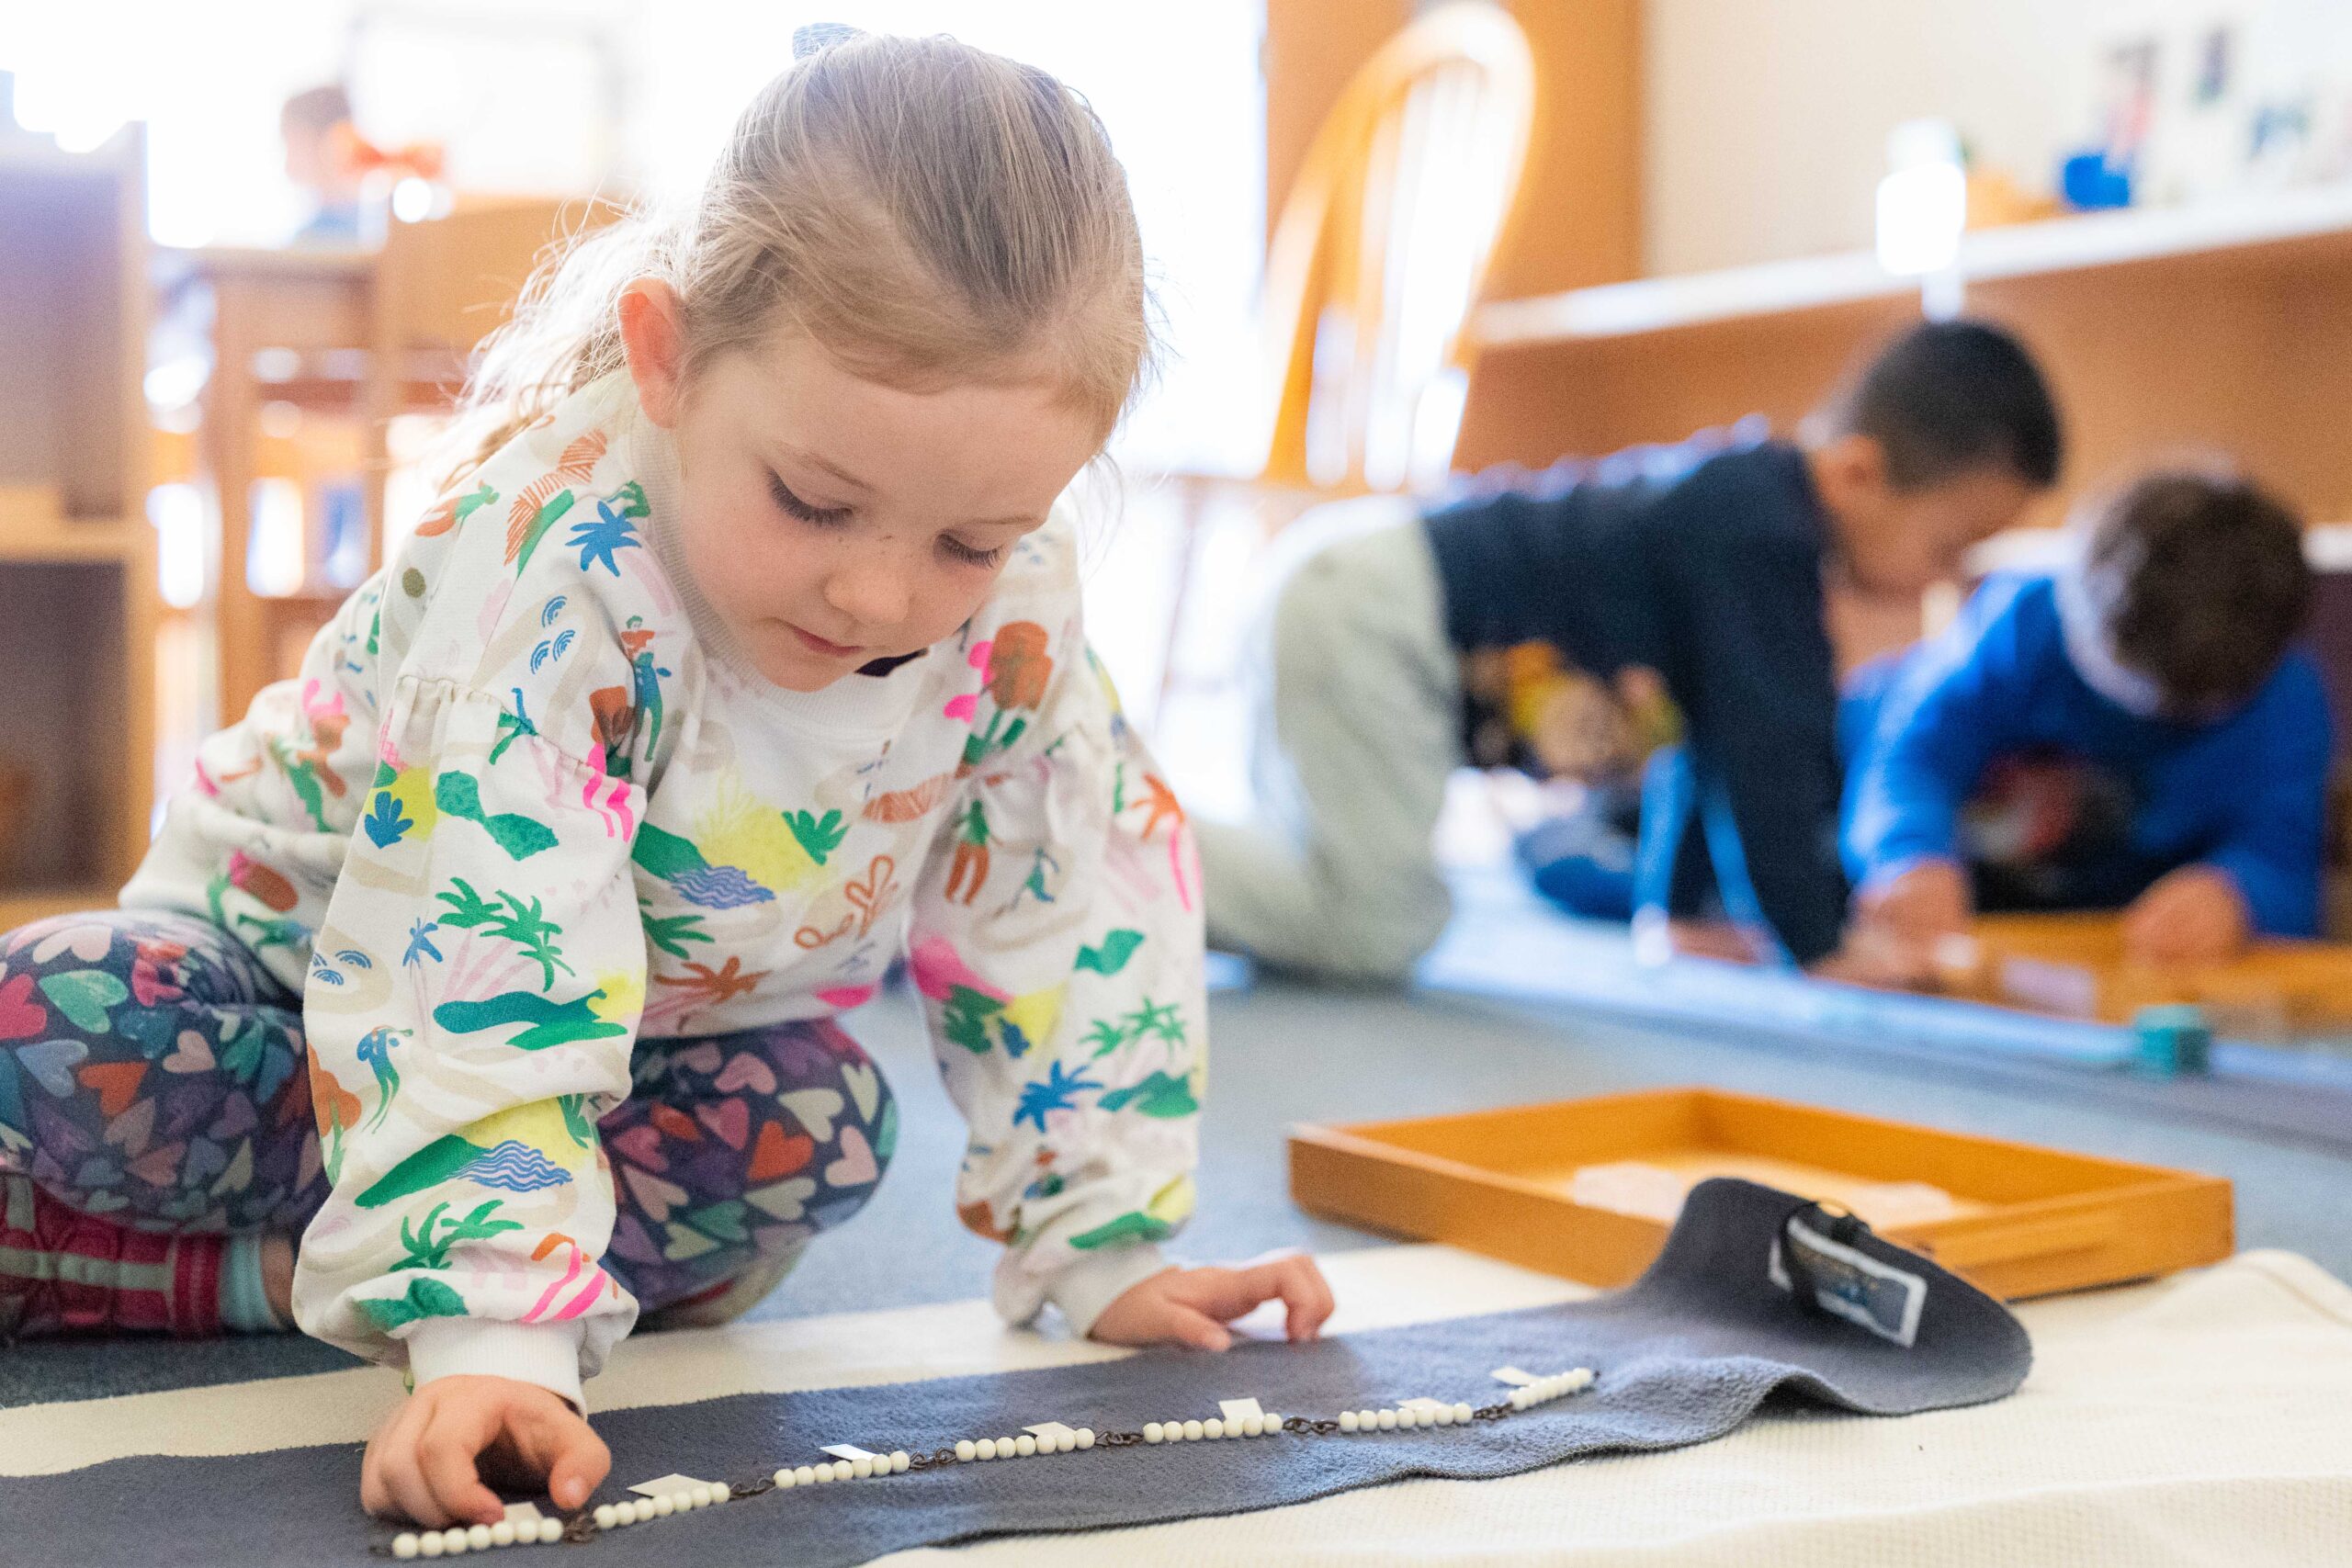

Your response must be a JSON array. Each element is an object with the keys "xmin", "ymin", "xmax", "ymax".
[
  {"xmin": 768, "ymin": 473, "xmax": 853, "ymax": 526},
  {"xmin": 939, "ymin": 536, "xmax": 1005, "ymax": 570}
]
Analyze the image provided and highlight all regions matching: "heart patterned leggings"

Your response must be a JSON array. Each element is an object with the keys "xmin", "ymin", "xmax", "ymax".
[{"xmin": 0, "ymin": 909, "xmax": 895, "ymax": 1336}]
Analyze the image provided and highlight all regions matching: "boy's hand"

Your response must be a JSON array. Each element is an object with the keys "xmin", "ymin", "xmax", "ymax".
[
  {"xmin": 2125, "ymin": 865, "xmax": 2250, "ymax": 966},
  {"xmin": 1857, "ymin": 858, "xmax": 1973, "ymax": 942},
  {"xmin": 360, "ymin": 1374, "xmax": 610, "ymax": 1529},
  {"xmin": 1088, "ymin": 1255, "xmax": 1335, "ymax": 1351}
]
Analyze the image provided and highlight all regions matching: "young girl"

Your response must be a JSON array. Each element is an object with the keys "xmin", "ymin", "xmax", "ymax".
[{"xmin": 0, "ymin": 28, "xmax": 1332, "ymax": 1528}]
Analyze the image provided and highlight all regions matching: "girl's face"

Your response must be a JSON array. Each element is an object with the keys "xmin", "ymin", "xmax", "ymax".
[{"xmin": 620, "ymin": 282, "xmax": 1103, "ymax": 692}]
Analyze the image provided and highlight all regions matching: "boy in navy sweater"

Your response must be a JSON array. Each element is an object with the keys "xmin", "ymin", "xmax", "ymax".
[
  {"xmin": 1846, "ymin": 469, "xmax": 2328, "ymax": 973},
  {"xmin": 1195, "ymin": 321, "xmax": 2064, "ymax": 979}
]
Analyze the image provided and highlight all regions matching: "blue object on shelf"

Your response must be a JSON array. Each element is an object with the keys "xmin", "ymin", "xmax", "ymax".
[
  {"xmin": 2060, "ymin": 150, "xmax": 2133, "ymax": 211},
  {"xmin": 2133, "ymin": 1004, "xmax": 2212, "ymax": 1077}
]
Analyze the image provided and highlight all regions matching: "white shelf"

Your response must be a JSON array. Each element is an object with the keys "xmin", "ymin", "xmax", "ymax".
[
  {"xmin": 1964, "ymin": 520, "xmax": 2352, "ymax": 579},
  {"xmin": 1475, "ymin": 181, "xmax": 2352, "ymax": 349}
]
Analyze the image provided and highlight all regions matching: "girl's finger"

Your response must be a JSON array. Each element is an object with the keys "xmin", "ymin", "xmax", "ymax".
[
  {"xmin": 1163, "ymin": 1302, "xmax": 1233, "ymax": 1352},
  {"xmin": 1227, "ymin": 1258, "xmax": 1320, "ymax": 1336},
  {"xmin": 382, "ymin": 1432, "xmax": 447, "ymax": 1532},
  {"xmin": 512, "ymin": 1403, "xmax": 612, "ymax": 1514},
  {"xmin": 362, "ymin": 1401, "xmax": 433, "ymax": 1523},
  {"xmin": 416, "ymin": 1401, "xmax": 507, "ymax": 1528},
  {"xmin": 1292, "ymin": 1258, "xmax": 1338, "ymax": 1340}
]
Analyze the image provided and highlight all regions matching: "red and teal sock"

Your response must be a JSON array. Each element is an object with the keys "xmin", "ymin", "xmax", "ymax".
[{"xmin": 0, "ymin": 1172, "xmax": 224, "ymax": 1338}]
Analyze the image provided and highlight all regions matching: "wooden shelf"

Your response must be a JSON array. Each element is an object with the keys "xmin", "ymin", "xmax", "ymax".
[
  {"xmin": 0, "ymin": 514, "xmax": 150, "ymax": 564},
  {"xmin": 1474, "ymin": 180, "xmax": 2352, "ymax": 348}
]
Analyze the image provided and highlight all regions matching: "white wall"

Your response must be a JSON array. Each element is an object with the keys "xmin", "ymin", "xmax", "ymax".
[{"xmin": 1642, "ymin": 0, "xmax": 2334, "ymax": 276}]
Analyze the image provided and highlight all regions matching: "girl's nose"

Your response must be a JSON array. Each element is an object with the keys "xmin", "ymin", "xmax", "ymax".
[{"xmin": 821, "ymin": 561, "xmax": 910, "ymax": 632}]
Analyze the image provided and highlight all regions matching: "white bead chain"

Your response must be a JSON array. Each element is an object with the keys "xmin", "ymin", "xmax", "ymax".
[
  {"xmin": 382, "ymin": 1371, "xmax": 1595, "ymax": 1553},
  {"xmin": 389, "ymin": 1509, "xmax": 566, "ymax": 1557}
]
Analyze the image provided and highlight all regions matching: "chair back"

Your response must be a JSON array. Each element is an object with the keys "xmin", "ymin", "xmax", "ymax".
[{"xmin": 1261, "ymin": 3, "xmax": 1537, "ymax": 494}]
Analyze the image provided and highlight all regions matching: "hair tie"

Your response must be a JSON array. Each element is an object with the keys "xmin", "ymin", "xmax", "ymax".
[{"xmin": 793, "ymin": 22, "xmax": 865, "ymax": 60}]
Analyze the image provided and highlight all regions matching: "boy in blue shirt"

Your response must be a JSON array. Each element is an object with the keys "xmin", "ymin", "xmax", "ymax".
[
  {"xmin": 1845, "ymin": 469, "xmax": 2329, "ymax": 973},
  {"xmin": 1196, "ymin": 321, "xmax": 2063, "ymax": 979}
]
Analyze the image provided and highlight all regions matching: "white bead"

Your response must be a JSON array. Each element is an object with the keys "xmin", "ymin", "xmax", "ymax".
[
  {"xmin": 635, "ymin": 1498, "xmax": 657, "ymax": 1522},
  {"xmin": 393, "ymin": 1535, "xmax": 421, "ymax": 1561},
  {"xmin": 492, "ymin": 1520, "xmax": 517, "ymax": 1547},
  {"xmin": 1357, "ymin": 1409, "xmax": 1379, "ymax": 1428},
  {"xmin": 1454, "ymin": 1402, "xmax": 1476, "ymax": 1423},
  {"xmin": 1000, "ymin": 1438, "xmax": 1020, "ymax": 1457},
  {"xmin": 672, "ymin": 1489, "xmax": 696, "ymax": 1511},
  {"xmin": 1182, "ymin": 1420, "xmax": 1204, "ymax": 1441},
  {"xmin": 976, "ymin": 1438, "xmax": 998, "ymax": 1461},
  {"xmin": 539, "ymin": 1517, "xmax": 565, "ymax": 1545},
  {"xmin": 1433, "ymin": 1405, "xmax": 1455, "ymax": 1427},
  {"xmin": 834, "ymin": 1460, "xmax": 857, "ymax": 1482},
  {"xmin": 714, "ymin": 1482, "xmax": 733, "ymax": 1502},
  {"xmin": 1376, "ymin": 1409, "xmax": 1397, "ymax": 1430},
  {"xmin": 852, "ymin": 1458, "xmax": 875, "ymax": 1480},
  {"xmin": 1265, "ymin": 1414, "xmax": 1284, "ymax": 1431},
  {"xmin": 1143, "ymin": 1423, "xmax": 1163, "ymax": 1444},
  {"xmin": 593, "ymin": 1506, "xmax": 616, "ymax": 1530},
  {"xmin": 692, "ymin": 1483, "xmax": 715, "ymax": 1506},
  {"xmin": 891, "ymin": 1451, "xmax": 911, "ymax": 1473},
  {"xmin": 794, "ymin": 1466, "xmax": 818, "ymax": 1487},
  {"xmin": 417, "ymin": 1533, "xmax": 444, "ymax": 1559},
  {"xmin": 773, "ymin": 1469, "xmax": 796, "ymax": 1490},
  {"xmin": 1509, "ymin": 1390, "xmax": 1529, "ymax": 1411},
  {"xmin": 1077, "ymin": 1428, "xmax": 1095, "ymax": 1450},
  {"xmin": 440, "ymin": 1527, "xmax": 469, "ymax": 1554},
  {"xmin": 1014, "ymin": 1436, "xmax": 1037, "ymax": 1458},
  {"xmin": 1204, "ymin": 1418, "xmax": 1226, "ymax": 1439},
  {"xmin": 465, "ymin": 1524, "xmax": 492, "ymax": 1551},
  {"xmin": 652, "ymin": 1495, "xmax": 674, "ymax": 1517},
  {"xmin": 1339, "ymin": 1410, "xmax": 1359, "ymax": 1432},
  {"xmin": 956, "ymin": 1439, "xmax": 978, "ymax": 1461}
]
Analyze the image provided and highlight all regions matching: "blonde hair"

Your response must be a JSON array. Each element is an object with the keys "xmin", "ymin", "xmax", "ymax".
[{"xmin": 445, "ymin": 31, "xmax": 1155, "ymax": 482}]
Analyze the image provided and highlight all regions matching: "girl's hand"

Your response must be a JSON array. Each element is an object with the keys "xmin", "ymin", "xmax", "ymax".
[
  {"xmin": 1088, "ymin": 1255, "xmax": 1335, "ymax": 1351},
  {"xmin": 360, "ymin": 1374, "xmax": 611, "ymax": 1529}
]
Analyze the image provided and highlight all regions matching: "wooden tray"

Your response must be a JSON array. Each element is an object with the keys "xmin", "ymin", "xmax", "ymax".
[
  {"xmin": 1290, "ymin": 1086, "xmax": 2232, "ymax": 1300},
  {"xmin": 1931, "ymin": 913, "xmax": 2352, "ymax": 1030}
]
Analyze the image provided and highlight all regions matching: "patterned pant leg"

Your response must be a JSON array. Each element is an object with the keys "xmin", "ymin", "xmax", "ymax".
[
  {"xmin": 600, "ymin": 1017, "xmax": 896, "ymax": 1314},
  {"xmin": 0, "ymin": 910, "xmax": 322, "ymax": 1336},
  {"xmin": 0, "ymin": 909, "xmax": 324, "ymax": 1234}
]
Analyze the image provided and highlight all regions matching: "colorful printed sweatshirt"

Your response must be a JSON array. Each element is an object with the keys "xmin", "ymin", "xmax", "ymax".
[{"xmin": 123, "ymin": 374, "xmax": 1204, "ymax": 1407}]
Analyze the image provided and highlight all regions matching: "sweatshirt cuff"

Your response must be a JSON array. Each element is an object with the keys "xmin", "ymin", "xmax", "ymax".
[
  {"xmin": 406, "ymin": 1317, "xmax": 588, "ymax": 1411},
  {"xmin": 1044, "ymin": 1244, "xmax": 1172, "ymax": 1338}
]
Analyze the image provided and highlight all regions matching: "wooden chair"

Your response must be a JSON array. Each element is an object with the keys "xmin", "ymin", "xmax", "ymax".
[
  {"xmin": 209, "ymin": 197, "xmax": 615, "ymax": 717},
  {"xmin": 1158, "ymin": 3, "xmax": 1536, "ymax": 700},
  {"xmin": 357, "ymin": 197, "xmax": 617, "ymax": 561}
]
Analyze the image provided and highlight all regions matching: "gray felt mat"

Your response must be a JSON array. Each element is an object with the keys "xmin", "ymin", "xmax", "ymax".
[{"xmin": 0, "ymin": 1181, "xmax": 2030, "ymax": 1567}]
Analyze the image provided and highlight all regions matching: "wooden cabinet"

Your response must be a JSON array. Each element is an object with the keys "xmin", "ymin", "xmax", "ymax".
[{"xmin": 0, "ymin": 127, "xmax": 156, "ymax": 923}]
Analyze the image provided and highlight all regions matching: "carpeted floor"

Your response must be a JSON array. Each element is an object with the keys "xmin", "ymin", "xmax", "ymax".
[{"xmin": 9, "ymin": 895, "xmax": 2352, "ymax": 1412}]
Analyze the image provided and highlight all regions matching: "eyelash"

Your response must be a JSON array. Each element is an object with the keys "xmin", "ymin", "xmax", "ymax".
[
  {"xmin": 767, "ymin": 473, "xmax": 853, "ymax": 527},
  {"xmin": 769, "ymin": 472, "xmax": 1004, "ymax": 570},
  {"xmin": 940, "ymin": 536, "xmax": 1005, "ymax": 570}
]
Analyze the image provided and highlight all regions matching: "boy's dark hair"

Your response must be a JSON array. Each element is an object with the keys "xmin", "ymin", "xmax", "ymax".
[
  {"xmin": 2082, "ymin": 468, "xmax": 2311, "ymax": 716},
  {"xmin": 1819, "ymin": 320, "xmax": 2064, "ymax": 491}
]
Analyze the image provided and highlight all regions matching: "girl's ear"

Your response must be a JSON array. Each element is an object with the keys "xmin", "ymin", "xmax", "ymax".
[{"xmin": 618, "ymin": 277, "xmax": 688, "ymax": 428}]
